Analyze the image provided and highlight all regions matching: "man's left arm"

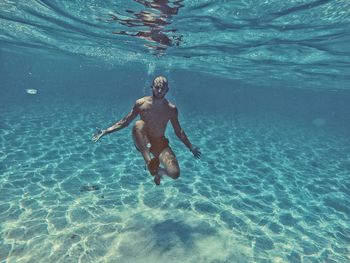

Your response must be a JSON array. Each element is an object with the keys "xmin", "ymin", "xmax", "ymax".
[{"xmin": 170, "ymin": 107, "xmax": 201, "ymax": 159}]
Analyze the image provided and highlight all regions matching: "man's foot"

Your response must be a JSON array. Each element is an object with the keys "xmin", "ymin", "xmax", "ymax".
[
  {"xmin": 147, "ymin": 157, "xmax": 160, "ymax": 176},
  {"xmin": 154, "ymin": 174, "xmax": 161, "ymax": 185}
]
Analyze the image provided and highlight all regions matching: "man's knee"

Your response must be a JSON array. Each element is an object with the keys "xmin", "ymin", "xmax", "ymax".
[
  {"xmin": 133, "ymin": 120, "xmax": 145, "ymax": 133},
  {"xmin": 168, "ymin": 169, "xmax": 180, "ymax": 179},
  {"xmin": 133, "ymin": 120, "xmax": 146, "ymax": 140}
]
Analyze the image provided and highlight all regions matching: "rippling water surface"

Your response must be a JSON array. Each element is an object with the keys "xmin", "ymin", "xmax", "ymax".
[
  {"xmin": 1, "ymin": 1, "xmax": 350, "ymax": 263},
  {"xmin": 1, "ymin": 0, "xmax": 350, "ymax": 89}
]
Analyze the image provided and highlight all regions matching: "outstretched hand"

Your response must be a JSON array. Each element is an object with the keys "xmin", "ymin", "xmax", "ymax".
[
  {"xmin": 190, "ymin": 146, "xmax": 201, "ymax": 159},
  {"xmin": 92, "ymin": 127, "xmax": 106, "ymax": 142}
]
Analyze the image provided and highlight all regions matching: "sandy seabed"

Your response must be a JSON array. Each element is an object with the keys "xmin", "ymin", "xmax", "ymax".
[{"xmin": 1, "ymin": 102, "xmax": 349, "ymax": 263}]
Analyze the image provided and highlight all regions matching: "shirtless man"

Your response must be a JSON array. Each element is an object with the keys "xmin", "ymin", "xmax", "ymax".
[{"xmin": 92, "ymin": 76, "xmax": 201, "ymax": 185}]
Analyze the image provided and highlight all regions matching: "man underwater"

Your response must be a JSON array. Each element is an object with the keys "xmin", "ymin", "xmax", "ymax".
[{"xmin": 92, "ymin": 76, "xmax": 201, "ymax": 185}]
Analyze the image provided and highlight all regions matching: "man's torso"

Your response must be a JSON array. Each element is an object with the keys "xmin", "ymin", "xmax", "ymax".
[{"xmin": 137, "ymin": 96, "xmax": 175, "ymax": 138}]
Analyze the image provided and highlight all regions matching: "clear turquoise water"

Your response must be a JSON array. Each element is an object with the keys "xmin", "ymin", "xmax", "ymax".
[{"xmin": 1, "ymin": 1, "xmax": 350, "ymax": 263}]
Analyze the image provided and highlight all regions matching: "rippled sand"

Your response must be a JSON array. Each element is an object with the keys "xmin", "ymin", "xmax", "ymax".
[{"xmin": 1, "ymin": 103, "xmax": 349, "ymax": 263}]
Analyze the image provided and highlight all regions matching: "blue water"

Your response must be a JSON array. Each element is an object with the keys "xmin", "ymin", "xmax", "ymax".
[{"xmin": 1, "ymin": 1, "xmax": 350, "ymax": 262}]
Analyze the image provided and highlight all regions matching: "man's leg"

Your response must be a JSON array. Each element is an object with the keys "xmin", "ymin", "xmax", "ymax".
[
  {"xmin": 132, "ymin": 120, "xmax": 160, "ymax": 185},
  {"xmin": 132, "ymin": 120, "xmax": 152, "ymax": 164},
  {"xmin": 159, "ymin": 147, "xmax": 180, "ymax": 179}
]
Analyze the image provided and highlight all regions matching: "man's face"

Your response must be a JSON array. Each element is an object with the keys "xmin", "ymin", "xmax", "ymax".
[{"xmin": 152, "ymin": 83, "xmax": 168, "ymax": 99}]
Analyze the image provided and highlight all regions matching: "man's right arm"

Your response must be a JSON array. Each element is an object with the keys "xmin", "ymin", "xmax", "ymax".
[
  {"xmin": 92, "ymin": 100, "xmax": 141, "ymax": 142},
  {"xmin": 104, "ymin": 100, "xmax": 141, "ymax": 134}
]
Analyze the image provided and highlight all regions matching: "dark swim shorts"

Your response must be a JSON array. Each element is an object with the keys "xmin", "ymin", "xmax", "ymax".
[
  {"xmin": 134, "ymin": 136, "xmax": 169, "ymax": 157},
  {"xmin": 148, "ymin": 136, "xmax": 169, "ymax": 157}
]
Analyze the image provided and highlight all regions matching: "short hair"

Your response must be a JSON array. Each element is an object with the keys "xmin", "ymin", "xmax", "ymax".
[{"xmin": 152, "ymin": 76, "xmax": 168, "ymax": 88}]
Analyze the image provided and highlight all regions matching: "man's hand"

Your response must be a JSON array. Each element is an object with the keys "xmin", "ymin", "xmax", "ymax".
[
  {"xmin": 92, "ymin": 127, "xmax": 106, "ymax": 142},
  {"xmin": 190, "ymin": 146, "xmax": 201, "ymax": 159}
]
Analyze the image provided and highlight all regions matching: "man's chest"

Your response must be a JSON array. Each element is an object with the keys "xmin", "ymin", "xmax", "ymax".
[{"xmin": 140, "ymin": 104, "xmax": 172, "ymax": 122}]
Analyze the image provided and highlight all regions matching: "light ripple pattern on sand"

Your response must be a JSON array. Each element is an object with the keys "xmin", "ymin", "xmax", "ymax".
[{"xmin": 0, "ymin": 103, "xmax": 349, "ymax": 262}]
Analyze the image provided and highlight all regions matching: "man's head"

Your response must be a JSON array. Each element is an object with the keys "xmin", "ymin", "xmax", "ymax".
[{"xmin": 152, "ymin": 76, "xmax": 169, "ymax": 99}]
